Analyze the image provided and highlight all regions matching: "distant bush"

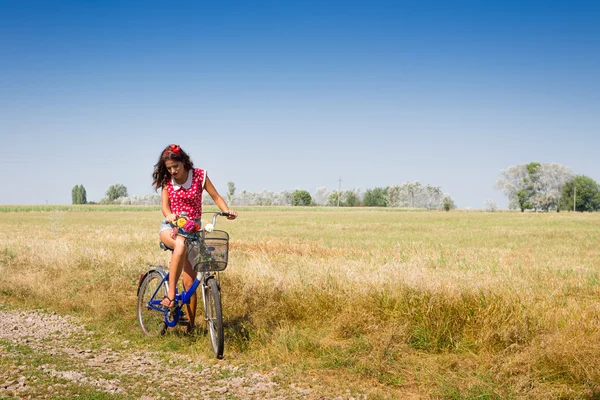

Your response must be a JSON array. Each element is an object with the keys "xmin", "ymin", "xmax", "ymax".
[
  {"xmin": 328, "ymin": 189, "xmax": 362, "ymax": 207},
  {"xmin": 292, "ymin": 190, "xmax": 312, "ymax": 206},
  {"xmin": 443, "ymin": 197, "xmax": 456, "ymax": 212},
  {"xmin": 363, "ymin": 187, "xmax": 388, "ymax": 207},
  {"xmin": 484, "ymin": 200, "xmax": 498, "ymax": 212}
]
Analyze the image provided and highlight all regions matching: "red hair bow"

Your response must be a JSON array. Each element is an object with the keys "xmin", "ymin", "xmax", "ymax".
[{"xmin": 164, "ymin": 144, "xmax": 181, "ymax": 155}]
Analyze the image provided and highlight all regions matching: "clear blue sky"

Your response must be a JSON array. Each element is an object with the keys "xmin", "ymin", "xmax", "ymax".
[{"xmin": 1, "ymin": 0, "xmax": 598, "ymax": 208}]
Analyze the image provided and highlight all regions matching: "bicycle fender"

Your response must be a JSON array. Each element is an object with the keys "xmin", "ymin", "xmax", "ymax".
[{"xmin": 137, "ymin": 266, "xmax": 167, "ymax": 296}]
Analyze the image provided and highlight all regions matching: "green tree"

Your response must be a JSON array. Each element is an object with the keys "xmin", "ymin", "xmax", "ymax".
[
  {"xmin": 79, "ymin": 185, "xmax": 87, "ymax": 204},
  {"xmin": 496, "ymin": 163, "xmax": 539, "ymax": 212},
  {"xmin": 559, "ymin": 175, "xmax": 600, "ymax": 212},
  {"xmin": 106, "ymin": 184, "xmax": 128, "ymax": 202},
  {"xmin": 363, "ymin": 187, "xmax": 388, "ymax": 207},
  {"xmin": 227, "ymin": 182, "xmax": 236, "ymax": 205},
  {"xmin": 292, "ymin": 190, "xmax": 312, "ymax": 206},
  {"xmin": 343, "ymin": 190, "xmax": 360, "ymax": 207},
  {"xmin": 525, "ymin": 162, "xmax": 541, "ymax": 210},
  {"xmin": 71, "ymin": 185, "xmax": 79, "ymax": 204},
  {"xmin": 71, "ymin": 184, "xmax": 87, "ymax": 204},
  {"xmin": 515, "ymin": 189, "xmax": 533, "ymax": 212},
  {"xmin": 497, "ymin": 161, "xmax": 575, "ymax": 212},
  {"xmin": 327, "ymin": 192, "xmax": 340, "ymax": 207},
  {"xmin": 443, "ymin": 196, "xmax": 455, "ymax": 211}
]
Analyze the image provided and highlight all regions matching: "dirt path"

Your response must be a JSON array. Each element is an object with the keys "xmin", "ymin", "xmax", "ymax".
[{"xmin": 0, "ymin": 309, "xmax": 336, "ymax": 399}]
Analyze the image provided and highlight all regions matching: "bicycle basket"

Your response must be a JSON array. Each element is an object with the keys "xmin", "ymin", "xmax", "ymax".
[{"xmin": 186, "ymin": 230, "xmax": 229, "ymax": 272}]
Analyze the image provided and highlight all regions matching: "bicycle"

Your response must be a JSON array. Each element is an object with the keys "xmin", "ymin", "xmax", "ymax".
[{"xmin": 136, "ymin": 212, "xmax": 231, "ymax": 358}]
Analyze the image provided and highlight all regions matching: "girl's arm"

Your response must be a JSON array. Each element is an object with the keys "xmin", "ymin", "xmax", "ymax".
[
  {"xmin": 205, "ymin": 176, "xmax": 237, "ymax": 219},
  {"xmin": 161, "ymin": 187, "xmax": 177, "ymax": 223}
]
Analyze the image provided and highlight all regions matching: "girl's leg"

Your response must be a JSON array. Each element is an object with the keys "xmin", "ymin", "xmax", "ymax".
[
  {"xmin": 182, "ymin": 260, "xmax": 198, "ymax": 333},
  {"xmin": 159, "ymin": 231, "xmax": 186, "ymax": 307}
]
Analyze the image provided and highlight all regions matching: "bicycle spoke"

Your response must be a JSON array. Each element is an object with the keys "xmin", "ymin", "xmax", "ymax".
[{"xmin": 137, "ymin": 270, "xmax": 168, "ymax": 337}]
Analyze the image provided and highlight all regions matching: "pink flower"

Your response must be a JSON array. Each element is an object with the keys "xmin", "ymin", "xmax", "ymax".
[{"xmin": 183, "ymin": 219, "xmax": 196, "ymax": 232}]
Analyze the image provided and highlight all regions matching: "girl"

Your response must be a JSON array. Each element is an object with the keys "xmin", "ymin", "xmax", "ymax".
[{"xmin": 152, "ymin": 144, "xmax": 237, "ymax": 333}]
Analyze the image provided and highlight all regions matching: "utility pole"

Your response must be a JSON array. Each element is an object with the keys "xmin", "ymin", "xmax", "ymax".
[
  {"xmin": 337, "ymin": 177, "xmax": 342, "ymax": 207},
  {"xmin": 574, "ymin": 185, "xmax": 576, "ymax": 212}
]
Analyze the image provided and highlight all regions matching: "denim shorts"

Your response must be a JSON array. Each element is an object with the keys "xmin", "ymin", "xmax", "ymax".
[
  {"xmin": 159, "ymin": 218, "xmax": 202, "ymax": 236},
  {"xmin": 159, "ymin": 219, "xmax": 172, "ymax": 233}
]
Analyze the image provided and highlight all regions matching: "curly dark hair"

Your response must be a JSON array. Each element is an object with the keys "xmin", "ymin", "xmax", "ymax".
[{"xmin": 152, "ymin": 144, "xmax": 194, "ymax": 191}]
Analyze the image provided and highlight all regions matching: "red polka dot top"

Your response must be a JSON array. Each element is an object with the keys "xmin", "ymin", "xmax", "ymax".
[{"xmin": 165, "ymin": 168, "xmax": 206, "ymax": 220}]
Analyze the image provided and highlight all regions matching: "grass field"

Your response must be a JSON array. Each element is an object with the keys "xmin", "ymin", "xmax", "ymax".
[{"xmin": 1, "ymin": 207, "xmax": 600, "ymax": 398}]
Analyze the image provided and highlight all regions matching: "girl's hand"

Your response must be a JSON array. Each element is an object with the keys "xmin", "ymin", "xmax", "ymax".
[
  {"xmin": 166, "ymin": 213, "xmax": 178, "ymax": 223},
  {"xmin": 226, "ymin": 210, "xmax": 238, "ymax": 220}
]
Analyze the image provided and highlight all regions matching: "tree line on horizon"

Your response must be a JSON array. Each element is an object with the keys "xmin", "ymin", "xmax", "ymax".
[
  {"xmin": 71, "ymin": 181, "xmax": 456, "ymax": 210},
  {"xmin": 212, "ymin": 181, "xmax": 457, "ymax": 211},
  {"xmin": 71, "ymin": 162, "xmax": 600, "ymax": 212}
]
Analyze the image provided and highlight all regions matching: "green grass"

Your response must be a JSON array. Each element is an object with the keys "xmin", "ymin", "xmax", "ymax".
[{"xmin": 1, "ymin": 209, "xmax": 600, "ymax": 398}]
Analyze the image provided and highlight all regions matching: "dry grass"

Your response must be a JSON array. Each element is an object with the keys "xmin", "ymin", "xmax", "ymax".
[{"xmin": 1, "ymin": 208, "xmax": 600, "ymax": 398}]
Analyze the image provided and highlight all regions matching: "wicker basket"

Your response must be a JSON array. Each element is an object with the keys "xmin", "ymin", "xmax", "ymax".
[{"xmin": 186, "ymin": 230, "xmax": 229, "ymax": 272}]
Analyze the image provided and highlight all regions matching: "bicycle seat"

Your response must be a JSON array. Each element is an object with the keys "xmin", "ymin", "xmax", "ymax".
[{"xmin": 160, "ymin": 242, "xmax": 173, "ymax": 252}]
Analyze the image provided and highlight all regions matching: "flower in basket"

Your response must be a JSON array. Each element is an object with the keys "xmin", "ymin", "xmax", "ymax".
[
  {"xmin": 176, "ymin": 218, "xmax": 186, "ymax": 228},
  {"xmin": 183, "ymin": 219, "xmax": 199, "ymax": 233},
  {"xmin": 194, "ymin": 222, "xmax": 201, "ymax": 232},
  {"xmin": 204, "ymin": 223, "xmax": 214, "ymax": 232}
]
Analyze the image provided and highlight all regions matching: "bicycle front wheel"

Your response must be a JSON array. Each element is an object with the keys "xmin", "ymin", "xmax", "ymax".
[
  {"xmin": 137, "ymin": 270, "xmax": 168, "ymax": 337},
  {"xmin": 205, "ymin": 277, "xmax": 224, "ymax": 358}
]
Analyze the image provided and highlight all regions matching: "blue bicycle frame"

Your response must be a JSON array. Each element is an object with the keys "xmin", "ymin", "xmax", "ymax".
[{"xmin": 146, "ymin": 272, "xmax": 204, "ymax": 327}]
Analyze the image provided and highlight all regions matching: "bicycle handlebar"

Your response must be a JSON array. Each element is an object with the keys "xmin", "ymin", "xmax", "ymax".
[
  {"xmin": 209, "ymin": 212, "xmax": 232, "ymax": 228},
  {"xmin": 170, "ymin": 211, "xmax": 233, "ymax": 232}
]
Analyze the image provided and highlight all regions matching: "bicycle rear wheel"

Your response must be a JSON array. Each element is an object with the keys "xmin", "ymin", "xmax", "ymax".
[
  {"xmin": 205, "ymin": 277, "xmax": 224, "ymax": 358},
  {"xmin": 137, "ymin": 270, "xmax": 168, "ymax": 337}
]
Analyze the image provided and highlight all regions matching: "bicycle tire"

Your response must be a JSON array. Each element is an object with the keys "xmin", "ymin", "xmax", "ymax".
[
  {"xmin": 205, "ymin": 277, "xmax": 224, "ymax": 358},
  {"xmin": 137, "ymin": 270, "xmax": 169, "ymax": 337}
]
